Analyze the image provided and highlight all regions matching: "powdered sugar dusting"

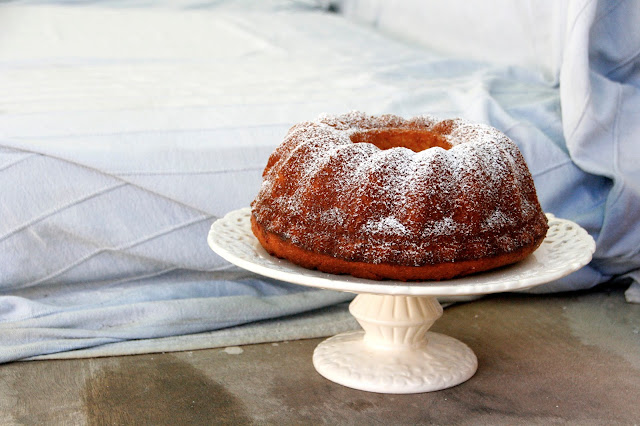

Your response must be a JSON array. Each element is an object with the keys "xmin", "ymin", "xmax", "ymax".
[
  {"xmin": 364, "ymin": 216, "xmax": 409, "ymax": 236},
  {"xmin": 252, "ymin": 111, "xmax": 547, "ymax": 267}
]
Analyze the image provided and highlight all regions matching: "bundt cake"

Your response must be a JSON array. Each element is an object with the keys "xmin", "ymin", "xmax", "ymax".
[{"xmin": 250, "ymin": 111, "xmax": 548, "ymax": 281}]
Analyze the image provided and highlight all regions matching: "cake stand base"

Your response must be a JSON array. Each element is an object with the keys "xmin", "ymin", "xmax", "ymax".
[
  {"xmin": 313, "ymin": 294, "xmax": 477, "ymax": 394},
  {"xmin": 313, "ymin": 330, "xmax": 477, "ymax": 394}
]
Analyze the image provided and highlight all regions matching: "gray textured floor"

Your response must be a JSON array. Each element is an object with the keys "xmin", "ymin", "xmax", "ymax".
[{"xmin": 1, "ymin": 282, "xmax": 638, "ymax": 425}]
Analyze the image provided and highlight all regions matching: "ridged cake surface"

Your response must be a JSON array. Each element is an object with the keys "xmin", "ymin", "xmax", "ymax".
[{"xmin": 251, "ymin": 112, "xmax": 548, "ymax": 281}]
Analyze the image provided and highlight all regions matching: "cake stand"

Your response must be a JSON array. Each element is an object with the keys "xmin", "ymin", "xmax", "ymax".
[{"xmin": 208, "ymin": 208, "xmax": 595, "ymax": 394}]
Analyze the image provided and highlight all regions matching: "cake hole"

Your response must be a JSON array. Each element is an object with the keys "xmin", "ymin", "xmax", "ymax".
[{"xmin": 350, "ymin": 128, "xmax": 452, "ymax": 152}]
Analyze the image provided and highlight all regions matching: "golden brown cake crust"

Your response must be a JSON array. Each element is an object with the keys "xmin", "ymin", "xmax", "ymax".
[
  {"xmin": 252, "ymin": 215, "xmax": 544, "ymax": 281},
  {"xmin": 251, "ymin": 112, "xmax": 549, "ymax": 281}
]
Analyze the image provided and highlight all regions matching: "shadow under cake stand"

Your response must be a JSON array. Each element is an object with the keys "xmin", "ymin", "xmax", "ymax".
[{"xmin": 208, "ymin": 208, "xmax": 595, "ymax": 394}]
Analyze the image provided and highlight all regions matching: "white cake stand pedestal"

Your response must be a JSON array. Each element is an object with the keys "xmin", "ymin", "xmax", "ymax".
[
  {"xmin": 312, "ymin": 294, "xmax": 476, "ymax": 393},
  {"xmin": 208, "ymin": 208, "xmax": 595, "ymax": 394}
]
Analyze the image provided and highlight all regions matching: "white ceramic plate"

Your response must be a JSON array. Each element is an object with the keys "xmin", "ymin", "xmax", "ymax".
[{"xmin": 208, "ymin": 208, "xmax": 595, "ymax": 297}]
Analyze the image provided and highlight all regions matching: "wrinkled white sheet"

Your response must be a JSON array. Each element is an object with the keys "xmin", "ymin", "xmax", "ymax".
[{"xmin": 1, "ymin": 0, "xmax": 638, "ymax": 363}]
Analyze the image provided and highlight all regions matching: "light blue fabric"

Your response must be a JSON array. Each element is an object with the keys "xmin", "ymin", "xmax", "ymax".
[
  {"xmin": 559, "ymin": 0, "xmax": 640, "ymax": 280},
  {"xmin": 1, "ymin": 0, "xmax": 638, "ymax": 363},
  {"xmin": 0, "ymin": 269, "xmax": 353, "ymax": 364}
]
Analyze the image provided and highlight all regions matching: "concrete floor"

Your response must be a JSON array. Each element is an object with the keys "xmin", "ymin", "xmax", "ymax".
[{"xmin": 1, "ymin": 282, "xmax": 638, "ymax": 425}]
